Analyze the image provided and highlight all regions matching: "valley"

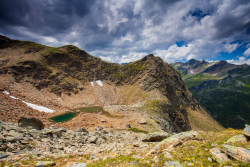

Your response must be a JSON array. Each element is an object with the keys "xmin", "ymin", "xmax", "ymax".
[{"xmin": 172, "ymin": 59, "xmax": 250, "ymax": 129}]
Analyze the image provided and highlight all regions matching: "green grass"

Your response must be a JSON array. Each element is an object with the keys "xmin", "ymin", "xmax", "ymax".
[
  {"xmin": 191, "ymin": 89, "xmax": 250, "ymax": 129},
  {"xmin": 129, "ymin": 127, "xmax": 148, "ymax": 134},
  {"xmin": 183, "ymin": 73, "xmax": 225, "ymax": 87}
]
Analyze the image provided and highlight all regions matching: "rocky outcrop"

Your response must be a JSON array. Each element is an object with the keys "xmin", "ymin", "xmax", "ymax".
[
  {"xmin": 18, "ymin": 116, "xmax": 44, "ymax": 130},
  {"xmin": 243, "ymin": 124, "xmax": 250, "ymax": 139},
  {"xmin": 222, "ymin": 144, "xmax": 250, "ymax": 163},
  {"xmin": 210, "ymin": 147, "xmax": 230, "ymax": 164},
  {"xmin": 142, "ymin": 132, "xmax": 170, "ymax": 142}
]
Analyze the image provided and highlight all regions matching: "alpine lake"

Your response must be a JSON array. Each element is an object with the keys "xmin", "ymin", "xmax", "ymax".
[{"xmin": 49, "ymin": 106, "xmax": 122, "ymax": 123}]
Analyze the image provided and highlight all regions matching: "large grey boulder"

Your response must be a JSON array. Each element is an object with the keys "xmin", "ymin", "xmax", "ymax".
[
  {"xmin": 35, "ymin": 161, "xmax": 55, "ymax": 167},
  {"xmin": 226, "ymin": 134, "xmax": 247, "ymax": 144},
  {"xmin": 223, "ymin": 144, "xmax": 250, "ymax": 163},
  {"xmin": 210, "ymin": 147, "xmax": 230, "ymax": 164},
  {"xmin": 142, "ymin": 132, "xmax": 170, "ymax": 142},
  {"xmin": 18, "ymin": 116, "xmax": 44, "ymax": 130},
  {"xmin": 147, "ymin": 131, "xmax": 198, "ymax": 155},
  {"xmin": 158, "ymin": 131, "xmax": 197, "ymax": 148},
  {"xmin": 243, "ymin": 124, "xmax": 250, "ymax": 139},
  {"xmin": 164, "ymin": 161, "xmax": 183, "ymax": 167},
  {"xmin": 66, "ymin": 162, "xmax": 86, "ymax": 167},
  {"xmin": 89, "ymin": 136, "xmax": 98, "ymax": 144}
]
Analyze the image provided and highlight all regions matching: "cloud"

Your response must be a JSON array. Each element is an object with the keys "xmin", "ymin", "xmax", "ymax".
[
  {"xmin": 224, "ymin": 43, "xmax": 238, "ymax": 53},
  {"xmin": 244, "ymin": 46, "xmax": 250, "ymax": 57},
  {"xmin": 227, "ymin": 56, "xmax": 250, "ymax": 65},
  {"xmin": 0, "ymin": 0, "xmax": 250, "ymax": 64}
]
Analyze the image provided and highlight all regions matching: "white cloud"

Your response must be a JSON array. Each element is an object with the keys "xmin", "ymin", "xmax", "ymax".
[
  {"xmin": 244, "ymin": 46, "xmax": 250, "ymax": 57},
  {"xmin": 227, "ymin": 56, "xmax": 250, "ymax": 65},
  {"xmin": 1, "ymin": 0, "xmax": 250, "ymax": 63},
  {"xmin": 154, "ymin": 39, "xmax": 225, "ymax": 63},
  {"xmin": 224, "ymin": 43, "xmax": 238, "ymax": 53}
]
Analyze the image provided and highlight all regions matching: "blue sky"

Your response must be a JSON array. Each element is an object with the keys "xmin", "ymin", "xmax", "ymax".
[{"xmin": 0, "ymin": 0, "xmax": 250, "ymax": 64}]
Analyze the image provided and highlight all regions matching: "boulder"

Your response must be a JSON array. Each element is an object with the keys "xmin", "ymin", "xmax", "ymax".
[
  {"xmin": 243, "ymin": 124, "xmax": 250, "ymax": 139},
  {"xmin": 126, "ymin": 123, "xmax": 131, "ymax": 128},
  {"xmin": 0, "ymin": 133, "xmax": 5, "ymax": 141},
  {"xmin": 142, "ymin": 132, "xmax": 170, "ymax": 142},
  {"xmin": 210, "ymin": 147, "xmax": 230, "ymax": 164},
  {"xmin": 0, "ymin": 152, "xmax": 8, "ymax": 160},
  {"xmin": 223, "ymin": 144, "xmax": 250, "ymax": 163},
  {"xmin": 35, "ymin": 161, "xmax": 55, "ymax": 167},
  {"xmin": 18, "ymin": 116, "xmax": 44, "ymax": 130},
  {"xmin": 139, "ymin": 118, "xmax": 147, "ymax": 125},
  {"xmin": 75, "ymin": 127, "xmax": 88, "ymax": 133},
  {"xmin": 158, "ymin": 131, "xmax": 197, "ymax": 149},
  {"xmin": 226, "ymin": 134, "xmax": 247, "ymax": 144},
  {"xmin": 164, "ymin": 161, "xmax": 183, "ymax": 167},
  {"xmin": 89, "ymin": 136, "xmax": 98, "ymax": 144},
  {"xmin": 66, "ymin": 162, "xmax": 86, "ymax": 167}
]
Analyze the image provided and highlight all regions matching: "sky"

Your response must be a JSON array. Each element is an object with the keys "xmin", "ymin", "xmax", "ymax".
[{"xmin": 0, "ymin": 0, "xmax": 250, "ymax": 64}]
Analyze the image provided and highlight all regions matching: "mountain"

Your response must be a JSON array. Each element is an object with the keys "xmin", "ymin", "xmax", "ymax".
[
  {"xmin": 172, "ymin": 59, "xmax": 250, "ymax": 129},
  {"xmin": 0, "ymin": 35, "xmax": 223, "ymax": 133}
]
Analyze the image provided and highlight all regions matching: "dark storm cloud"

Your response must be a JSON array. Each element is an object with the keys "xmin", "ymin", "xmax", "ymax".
[
  {"xmin": 0, "ymin": 0, "xmax": 250, "ymax": 64},
  {"xmin": 0, "ymin": 0, "xmax": 95, "ymax": 37}
]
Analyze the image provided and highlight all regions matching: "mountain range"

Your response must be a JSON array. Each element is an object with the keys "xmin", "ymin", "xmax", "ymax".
[
  {"xmin": 172, "ymin": 59, "xmax": 250, "ymax": 129},
  {"xmin": 0, "ymin": 35, "xmax": 223, "ymax": 133}
]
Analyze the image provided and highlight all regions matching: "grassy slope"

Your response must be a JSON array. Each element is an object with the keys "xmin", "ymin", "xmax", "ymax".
[{"xmin": 180, "ymin": 66, "xmax": 250, "ymax": 129}]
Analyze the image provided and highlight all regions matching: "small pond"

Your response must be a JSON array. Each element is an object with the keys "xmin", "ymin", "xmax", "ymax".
[
  {"xmin": 49, "ymin": 112, "xmax": 77, "ymax": 123},
  {"xmin": 50, "ymin": 106, "xmax": 123, "ymax": 123}
]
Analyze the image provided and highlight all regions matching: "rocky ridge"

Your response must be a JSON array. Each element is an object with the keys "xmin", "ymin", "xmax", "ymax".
[{"xmin": 0, "ymin": 35, "xmax": 223, "ymax": 133}]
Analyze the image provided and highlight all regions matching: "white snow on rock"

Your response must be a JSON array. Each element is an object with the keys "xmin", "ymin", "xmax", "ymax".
[
  {"xmin": 3, "ymin": 90, "xmax": 10, "ymax": 95},
  {"xmin": 96, "ymin": 80, "xmax": 103, "ymax": 86},
  {"xmin": 90, "ymin": 82, "xmax": 94, "ymax": 86},
  {"xmin": 10, "ymin": 96, "xmax": 19, "ymax": 100},
  {"xmin": 22, "ymin": 101, "xmax": 55, "ymax": 113},
  {"xmin": 2, "ymin": 90, "xmax": 55, "ymax": 113}
]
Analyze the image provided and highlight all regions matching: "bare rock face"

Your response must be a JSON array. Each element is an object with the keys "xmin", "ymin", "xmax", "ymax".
[
  {"xmin": 243, "ymin": 124, "xmax": 250, "ymax": 139},
  {"xmin": 223, "ymin": 144, "xmax": 250, "ymax": 163},
  {"xmin": 210, "ymin": 147, "xmax": 230, "ymax": 164},
  {"xmin": 18, "ymin": 116, "xmax": 44, "ymax": 130},
  {"xmin": 142, "ymin": 132, "xmax": 170, "ymax": 142}
]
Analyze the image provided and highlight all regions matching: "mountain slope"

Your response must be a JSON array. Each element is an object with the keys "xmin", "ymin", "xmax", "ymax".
[
  {"xmin": 0, "ymin": 35, "xmax": 223, "ymax": 132},
  {"xmin": 172, "ymin": 59, "xmax": 250, "ymax": 129}
]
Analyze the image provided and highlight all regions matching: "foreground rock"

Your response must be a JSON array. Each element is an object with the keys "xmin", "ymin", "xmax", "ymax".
[
  {"xmin": 0, "ymin": 120, "xmax": 145, "ymax": 160},
  {"xmin": 18, "ymin": 116, "xmax": 44, "ymax": 130},
  {"xmin": 210, "ymin": 147, "xmax": 230, "ymax": 164},
  {"xmin": 157, "ymin": 131, "xmax": 197, "ymax": 149},
  {"xmin": 243, "ymin": 124, "xmax": 250, "ymax": 139},
  {"xmin": 226, "ymin": 134, "xmax": 248, "ymax": 144},
  {"xmin": 164, "ymin": 161, "xmax": 183, "ymax": 167},
  {"xmin": 142, "ymin": 132, "xmax": 170, "ymax": 142},
  {"xmin": 147, "ymin": 131, "xmax": 198, "ymax": 155},
  {"xmin": 35, "ymin": 161, "xmax": 55, "ymax": 167},
  {"xmin": 223, "ymin": 144, "xmax": 250, "ymax": 163}
]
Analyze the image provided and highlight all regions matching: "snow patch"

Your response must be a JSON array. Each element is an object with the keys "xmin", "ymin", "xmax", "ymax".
[
  {"xmin": 3, "ymin": 90, "xmax": 10, "ymax": 95},
  {"xmin": 190, "ymin": 70, "xmax": 194, "ymax": 74},
  {"xmin": 2, "ymin": 90, "xmax": 55, "ymax": 113},
  {"xmin": 10, "ymin": 96, "xmax": 19, "ymax": 100},
  {"xmin": 90, "ymin": 82, "xmax": 94, "ymax": 86},
  {"xmin": 22, "ymin": 101, "xmax": 55, "ymax": 113},
  {"xmin": 96, "ymin": 80, "xmax": 103, "ymax": 86}
]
